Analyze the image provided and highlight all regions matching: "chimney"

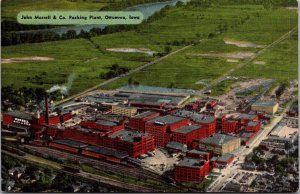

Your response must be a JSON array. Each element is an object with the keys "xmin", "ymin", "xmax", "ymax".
[{"xmin": 45, "ymin": 93, "xmax": 49, "ymax": 125}]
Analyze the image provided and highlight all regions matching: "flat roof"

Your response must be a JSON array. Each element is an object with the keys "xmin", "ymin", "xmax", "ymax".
[
  {"xmin": 53, "ymin": 139, "xmax": 87, "ymax": 148},
  {"xmin": 6, "ymin": 111, "xmax": 32, "ymax": 120},
  {"xmin": 148, "ymin": 115, "xmax": 185, "ymax": 125},
  {"xmin": 96, "ymin": 119, "xmax": 117, "ymax": 126},
  {"xmin": 173, "ymin": 110, "xmax": 215, "ymax": 123},
  {"xmin": 166, "ymin": 141, "xmax": 188, "ymax": 152},
  {"xmin": 109, "ymin": 129, "xmax": 150, "ymax": 142},
  {"xmin": 247, "ymin": 121, "xmax": 260, "ymax": 126},
  {"xmin": 177, "ymin": 158, "xmax": 205, "ymax": 168},
  {"xmin": 187, "ymin": 149, "xmax": 208, "ymax": 155},
  {"xmin": 217, "ymin": 153, "xmax": 234, "ymax": 162},
  {"xmin": 252, "ymin": 100, "xmax": 278, "ymax": 107},
  {"xmin": 199, "ymin": 133, "xmax": 239, "ymax": 145},
  {"xmin": 133, "ymin": 111, "xmax": 157, "ymax": 119},
  {"xmin": 174, "ymin": 124, "xmax": 201, "ymax": 134},
  {"xmin": 237, "ymin": 113, "xmax": 257, "ymax": 120},
  {"xmin": 84, "ymin": 145, "xmax": 128, "ymax": 159}
]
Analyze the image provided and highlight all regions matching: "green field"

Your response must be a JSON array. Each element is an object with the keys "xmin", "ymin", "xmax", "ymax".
[
  {"xmin": 2, "ymin": 0, "xmax": 108, "ymax": 20},
  {"xmin": 101, "ymin": 6, "xmax": 297, "ymax": 90},
  {"xmin": 1, "ymin": 2, "xmax": 298, "ymax": 97}
]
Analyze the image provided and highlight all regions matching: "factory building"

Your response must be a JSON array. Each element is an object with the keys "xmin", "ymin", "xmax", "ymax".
[
  {"xmin": 172, "ymin": 110, "xmax": 216, "ymax": 137},
  {"xmin": 211, "ymin": 153, "xmax": 235, "ymax": 168},
  {"xmin": 172, "ymin": 124, "xmax": 205, "ymax": 146},
  {"xmin": 80, "ymin": 119, "xmax": 124, "ymax": 133},
  {"xmin": 245, "ymin": 121, "xmax": 261, "ymax": 132},
  {"xmin": 186, "ymin": 149, "xmax": 211, "ymax": 161},
  {"xmin": 251, "ymin": 100, "xmax": 279, "ymax": 114},
  {"xmin": 128, "ymin": 111, "xmax": 160, "ymax": 132},
  {"xmin": 175, "ymin": 158, "xmax": 210, "ymax": 182},
  {"xmin": 196, "ymin": 134, "xmax": 240, "ymax": 155},
  {"xmin": 145, "ymin": 115, "xmax": 190, "ymax": 147},
  {"xmin": 111, "ymin": 104, "xmax": 138, "ymax": 117},
  {"xmin": 222, "ymin": 119, "xmax": 238, "ymax": 133}
]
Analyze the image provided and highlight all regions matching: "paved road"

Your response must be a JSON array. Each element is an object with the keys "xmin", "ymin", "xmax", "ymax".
[
  {"xmin": 207, "ymin": 100, "xmax": 295, "ymax": 192},
  {"xmin": 199, "ymin": 26, "xmax": 298, "ymax": 94}
]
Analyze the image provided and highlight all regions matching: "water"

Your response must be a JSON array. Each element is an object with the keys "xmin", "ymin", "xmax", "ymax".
[{"xmin": 16, "ymin": 0, "xmax": 190, "ymax": 35}]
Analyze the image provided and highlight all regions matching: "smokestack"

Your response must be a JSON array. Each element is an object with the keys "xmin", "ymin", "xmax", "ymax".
[{"xmin": 45, "ymin": 93, "xmax": 49, "ymax": 125}]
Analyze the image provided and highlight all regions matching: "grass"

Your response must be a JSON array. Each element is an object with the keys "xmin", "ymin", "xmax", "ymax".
[
  {"xmin": 1, "ymin": 3, "xmax": 298, "ymax": 97},
  {"xmin": 182, "ymin": 177, "xmax": 215, "ymax": 191},
  {"xmin": 101, "ymin": 6, "xmax": 297, "ymax": 90},
  {"xmin": 233, "ymin": 31, "xmax": 298, "ymax": 81},
  {"xmin": 2, "ymin": 38, "xmax": 154, "ymax": 95},
  {"xmin": 25, "ymin": 153, "xmax": 62, "ymax": 168},
  {"xmin": 2, "ymin": 0, "xmax": 108, "ymax": 20}
]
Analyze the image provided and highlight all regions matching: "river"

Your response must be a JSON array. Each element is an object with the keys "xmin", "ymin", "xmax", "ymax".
[{"xmin": 17, "ymin": 0, "xmax": 190, "ymax": 35}]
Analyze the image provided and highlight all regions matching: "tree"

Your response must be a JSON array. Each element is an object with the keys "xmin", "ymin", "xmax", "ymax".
[
  {"xmin": 164, "ymin": 46, "xmax": 172, "ymax": 54},
  {"xmin": 128, "ymin": 77, "xmax": 133, "ymax": 85}
]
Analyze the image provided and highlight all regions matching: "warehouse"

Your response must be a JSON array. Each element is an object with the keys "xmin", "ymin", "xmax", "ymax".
[
  {"xmin": 109, "ymin": 129, "xmax": 155, "ymax": 158},
  {"xmin": 211, "ymin": 153, "xmax": 235, "ymax": 168},
  {"xmin": 221, "ymin": 119, "xmax": 238, "ymax": 133},
  {"xmin": 172, "ymin": 110, "xmax": 216, "ymax": 137},
  {"xmin": 197, "ymin": 134, "xmax": 241, "ymax": 155},
  {"xmin": 172, "ymin": 124, "xmax": 205, "ymax": 146},
  {"xmin": 128, "ymin": 111, "xmax": 160, "ymax": 132},
  {"xmin": 175, "ymin": 158, "xmax": 210, "ymax": 182},
  {"xmin": 251, "ymin": 100, "xmax": 279, "ymax": 114},
  {"xmin": 186, "ymin": 149, "xmax": 211, "ymax": 161},
  {"xmin": 82, "ymin": 145, "xmax": 129, "ymax": 163},
  {"xmin": 111, "ymin": 104, "xmax": 138, "ymax": 117},
  {"xmin": 49, "ymin": 139, "xmax": 88, "ymax": 153},
  {"xmin": 145, "ymin": 115, "xmax": 190, "ymax": 147},
  {"xmin": 80, "ymin": 119, "xmax": 124, "ymax": 133},
  {"xmin": 245, "ymin": 121, "xmax": 261, "ymax": 132}
]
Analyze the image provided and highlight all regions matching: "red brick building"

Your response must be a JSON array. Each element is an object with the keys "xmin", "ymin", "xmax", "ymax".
[
  {"xmin": 128, "ymin": 111, "xmax": 160, "ymax": 132},
  {"xmin": 172, "ymin": 110, "xmax": 216, "ymax": 138},
  {"xmin": 175, "ymin": 158, "xmax": 210, "ymax": 182},
  {"xmin": 221, "ymin": 119, "xmax": 238, "ymax": 133},
  {"xmin": 172, "ymin": 124, "xmax": 205, "ymax": 146},
  {"xmin": 80, "ymin": 119, "xmax": 124, "ymax": 133},
  {"xmin": 186, "ymin": 149, "xmax": 211, "ymax": 161},
  {"xmin": 245, "ymin": 121, "xmax": 261, "ymax": 132},
  {"xmin": 145, "ymin": 115, "xmax": 190, "ymax": 147}
]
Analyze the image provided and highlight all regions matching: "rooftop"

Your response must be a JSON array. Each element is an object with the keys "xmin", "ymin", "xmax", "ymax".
[
  {"xmin": 84, "ymin": 145, "xmax": 129, "ymax": 159},
  {"xmin": 173, "ymin": 110, "xmax": 215, "ymax": 123},
  {"xmin": 166, "ymin": 141, "xmax": 188, "ymax": 152},
  {"xmin": 109, "ymin": 129, "xmax": 150, "ymax": 142},
  {"xmin": 133, "ymin": 111, "xmax": 157, "ymax": 119},
  {"xmin": 237, "ymin": 113, "xmax": 257, "ymax": 120},
  {"xmin": 215, "ymin": 153, "xmax": 234, "ymax": 162},
  {"xmin": 199, "ymin": 133, "xmax": 239, "ymax": 145},
  {"xmin": 252, "ymin": 100, "xmax": 278, "ymax": 107},
  {"xmin": 187, "ymin": 149, "xmax": 208, "ymax": 155},
  {"xmin": 247, "ymin": 121, "xmax": 260, "ymax": 126},
  {"xmin": 96, "ymin": 119, "xmax": 118, "ymax": 127},
  {"xmin": 6, "ymin": 110, "xmax": 32, "ymax": 120},
  {"xmin": 53, "ymin": 139, "xmax": 87, "ymax": 148},
  {"xmin": 174, "ymin": 124, "xmax": 201, "ymax": 134},
  {"xmin": 177, "ymin": 157, "xmax": 205, "ymax": 168},
  {"xmin": 148, "ymin": 115, "xmax": 186, "ymax": 125}
]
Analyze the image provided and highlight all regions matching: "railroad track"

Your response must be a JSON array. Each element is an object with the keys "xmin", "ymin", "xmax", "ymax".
[{"xmin": 23, "ymin": 144, "xmax": 163, "ymax": 181}]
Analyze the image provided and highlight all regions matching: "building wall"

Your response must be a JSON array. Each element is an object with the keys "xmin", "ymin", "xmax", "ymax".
[
  {"xmin": 49, "ymin": 142, "xmax": 79, "ymax": 153},
  {"xmin": 199, "ymin": 137, "xmax": 240, "ymax": 155},
  {"xmin": 175, "ymin": 161, "xmax": 210, "ymax": 182},
  {"xmin": 221, "ymin": 120, "xmax": 238, "ymax": 133},
  {"xmin": 112, "ymin": 105, "xmax": 137, "ymax": 117},
  {"xmin": 251, "ymin": 103, "xmax": 279, "ymax": 114}
]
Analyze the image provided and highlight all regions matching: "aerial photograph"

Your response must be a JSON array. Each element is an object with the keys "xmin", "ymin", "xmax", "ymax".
[{"xmin": 1, "ymin": 0, "xmax": 299, "ymax": 192}]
